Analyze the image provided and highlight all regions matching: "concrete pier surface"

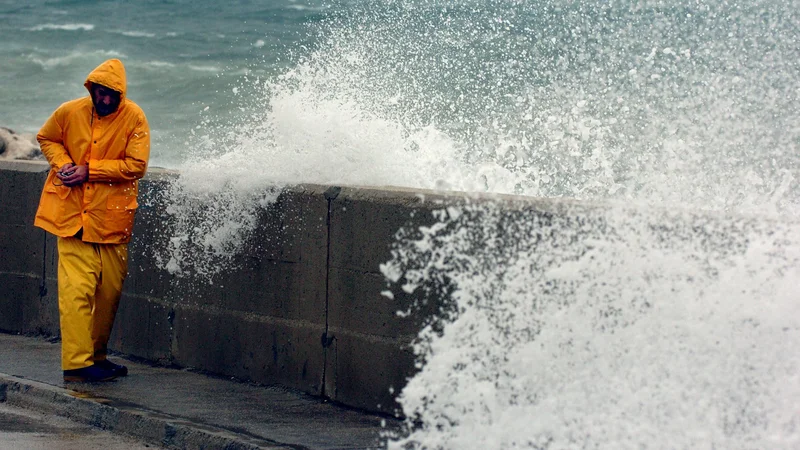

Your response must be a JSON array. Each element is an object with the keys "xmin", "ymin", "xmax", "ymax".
[
  {"xmin": 0, "ymin": 333, "xmax": 401, "ymax": 450},
  {"xmin": 0, "ymin": 401, "xmax": 153, "ymax": 450}
]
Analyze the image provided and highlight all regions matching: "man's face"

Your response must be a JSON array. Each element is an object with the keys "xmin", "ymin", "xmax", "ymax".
[{"xmin": 91, "ymin": 84, "xmax": 121, "ymax": 116}]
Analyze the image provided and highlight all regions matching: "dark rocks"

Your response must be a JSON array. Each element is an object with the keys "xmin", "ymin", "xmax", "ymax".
[{"xmin": 0, "ymin": 127, "xmax": 43, "ymax": 160}]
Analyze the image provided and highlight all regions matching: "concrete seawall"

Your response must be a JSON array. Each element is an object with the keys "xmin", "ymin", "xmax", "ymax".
[
  {"xmin": 2, "ymin": 160, "xmax": 780, "ymax": 417},
  {"xmin": 1, "ymin": 160, "xmax": 491, "ymax": 415}
]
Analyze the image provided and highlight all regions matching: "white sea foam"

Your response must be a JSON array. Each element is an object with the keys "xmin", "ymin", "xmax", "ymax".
[
  {"xmin": 160, "ymin": 0, "xmax": 799, "ymax": 272},
  {"xmin": 285, "ymin": 4, "xmax": 328, "ymax": 12},
  {"xmin": 117, "ymin": 30, "xmax": 156, "ymax": 38},
  {"xmin": 26, "ymin": 50, "xmax": 126, "ymax": 70},
  {"xmin": 143, "ymin": 60, "xmax": 176, "ymax": 69},
  {"xmin": 28, "ymin": 23, "xmax": 94, "ymax": 31},
  {"xmin": 382, "ymin": 203, "xmax": 800, "ymax": 448},
  {"xmin": 155, "ymin": 3, "xmax": 800, "ymax": 446},
  {"xmin": 188, "ymin": 65, "xmax": 222, "ymax": 73}
]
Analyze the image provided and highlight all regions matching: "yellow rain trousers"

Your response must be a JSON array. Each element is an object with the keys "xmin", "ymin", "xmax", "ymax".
[{"xmin": 58, "ymin": 237, "xmax": 128, "ymax": 370}]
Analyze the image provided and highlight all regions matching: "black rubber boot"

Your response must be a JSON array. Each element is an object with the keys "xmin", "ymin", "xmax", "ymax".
[
  {"xmin": 94, "ymin": 359, "xmax": 128, "ymax": 377},
  {"xmin": 63, "ymin": 364, "xmax": 118, "ymax": 382}
]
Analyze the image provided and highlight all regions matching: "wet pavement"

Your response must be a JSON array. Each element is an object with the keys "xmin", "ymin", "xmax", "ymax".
[
  {"xmin": 0, "ymin": 401, "xmax": 155, "ymax": 450},
  {"xmin": 0, "ymin": 333, "xmax": 402, "ymax": 449}
]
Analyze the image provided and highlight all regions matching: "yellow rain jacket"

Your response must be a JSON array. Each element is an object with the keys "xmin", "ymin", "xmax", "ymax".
[{"xmin": 34, "ymin": 59, "xmax": 150, "ymax": 244}]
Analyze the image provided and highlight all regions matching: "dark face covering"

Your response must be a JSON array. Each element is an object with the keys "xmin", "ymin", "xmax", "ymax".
[{"xmin": 91, "ymin": 84, "xmax": 121, "ymax": 116}]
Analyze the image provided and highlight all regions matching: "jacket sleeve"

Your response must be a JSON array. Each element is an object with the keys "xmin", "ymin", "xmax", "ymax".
[
  {"xmin": 37, "ymin": 107, "xmax": 74, "ymax": 170},
  {"xmin": 88, "ymin": 113, "xmax": 150, "ymax": 182}
]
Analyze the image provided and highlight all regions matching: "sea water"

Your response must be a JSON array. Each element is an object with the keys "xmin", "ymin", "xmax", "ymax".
[
  {"xmin": 0, "ymin": 0, "xmax": 323, "ymax": 165},
  {"xmin": 3, "ymin": 0, "xmax": 799, "ymax": 448}
]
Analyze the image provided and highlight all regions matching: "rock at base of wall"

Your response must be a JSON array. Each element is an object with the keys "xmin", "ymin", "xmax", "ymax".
[{"xmin": 0, "ymin": 127, "xmax": 43, "ymax": 160}]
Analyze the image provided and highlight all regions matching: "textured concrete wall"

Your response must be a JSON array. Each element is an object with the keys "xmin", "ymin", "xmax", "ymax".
[
  {"xmin": 2, "ymin": 161, "xmax": 784, "ymax": 419},
  {"xmin": 0, "ymin": 161, "xmax": 459, "ymax": 415},
  {"xmin": 0, "ymin": 161, "xmax": 59, "ymax": 336}
]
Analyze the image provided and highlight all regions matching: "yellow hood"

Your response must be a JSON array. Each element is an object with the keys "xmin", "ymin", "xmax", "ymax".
[{"xmin": 84, "ymin": 58, "xmax": 127, "ymax": 99}]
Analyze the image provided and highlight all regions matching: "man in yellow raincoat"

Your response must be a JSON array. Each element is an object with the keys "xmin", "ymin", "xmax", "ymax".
[{"xmin": 34, "ymin": 59, "xmax": 150, "ymax": 382}]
